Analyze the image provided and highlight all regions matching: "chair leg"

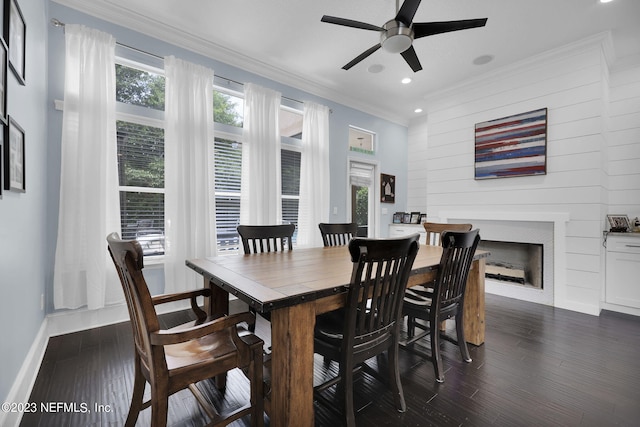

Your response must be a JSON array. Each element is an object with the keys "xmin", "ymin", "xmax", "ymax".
[
  {"xmin": 455, "ymin": 312, "xmax": 472, "ymax": 363},
  {"xmin": 407, "ymin": 315, "xmax": 415, "ymax": 338},
  {"xmin": 430, "ymin": 320, "xmax": 445, "ymax": 383},
  {"xmin": 125, "ymin": 356, "xmax": 145, "ymax": 427},
  {"xmin": 341, "ymin": 363, "xmax": 356, "ymax": 427},
  {"xmin": 150, "ymin": 384, "xmax": 169, "ymax": 427},
  {"xmin": 388, "ymin": 342, "xmax": 407, "ymax": 413}
]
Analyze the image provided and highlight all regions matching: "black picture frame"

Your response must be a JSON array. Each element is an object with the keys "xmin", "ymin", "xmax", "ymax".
[
  {"xmin": 393, "ymin": 212, "xmax": 404, "ymax": 224},
  {"xmin": 410, "ymin": 212, "xmax": 421, "ymax": 224},
  {"xmin": 0, "ymin": 124, "xmax": 4, "ymax": 199},
  {"xmin": 5, "ymin": 0, "xmax": 25, "ymax": 85},
  {"xmin": 402, "ymin": 213, "xmax": 411, "ymax": 224},
  {"xmin": 4, "ymin": 115, "xmax": 24, "ymax": 192},
  {"xmin": 380, "ymin": 173, "xmax": 395, "ymax": 203},
  {"xmin": 0, "ymin": 37, "xmax": 7, "ymax": 124},
  {"xmin": 607, "ymin": 214, "xmax": 630, "ymax": 232}
]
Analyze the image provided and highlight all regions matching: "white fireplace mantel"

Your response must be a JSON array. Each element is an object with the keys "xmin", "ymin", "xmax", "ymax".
[{"xmin": 439, "ymin": 211, "xmax": 571, "ymax": 310}]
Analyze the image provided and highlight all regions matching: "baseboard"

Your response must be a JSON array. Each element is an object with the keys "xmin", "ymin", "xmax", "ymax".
[
  {"xmin": 0, "ymin": 317, "xmax": 50, "ymax": 427},
  {"xmin": 1, "ymin": 300, "xmax": 191, "ymax": 427}
]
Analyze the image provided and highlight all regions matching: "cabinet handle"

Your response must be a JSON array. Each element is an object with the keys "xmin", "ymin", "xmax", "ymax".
[{"xmin": 625, "ymin": 244, "xmax": 640, "ymax": 248}]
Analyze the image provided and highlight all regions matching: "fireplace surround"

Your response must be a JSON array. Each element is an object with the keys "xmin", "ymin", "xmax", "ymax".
[{"xmin": 439, "ymin": 211, "xmax": 570, "ymax": 306}]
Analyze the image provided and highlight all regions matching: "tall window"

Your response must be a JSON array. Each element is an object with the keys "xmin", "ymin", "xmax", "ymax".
[
  {"xmin": 115, "ymin": 59, "xmax": 166, "ymax": 257},
  {"xmin": 212, "ymin": 87, "xmax": 303, "ymax": 253}
]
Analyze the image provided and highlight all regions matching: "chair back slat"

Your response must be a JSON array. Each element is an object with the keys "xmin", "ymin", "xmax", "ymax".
[
  {"xmin": 345, "ymin": 235, "xmax": 420, "ymax": 356},
  {"xmin": 318, "ymin": 222, "xmax": 359, "ymax": 247},
  {"xmin": 237, "ymin": 224, "xmax": 295, "ymax": 254},
  {"xmin": 435, "ymin": 230, "xmax": 481, "ymax": 310},
  {"xmin": 423, "ymin": 222, "xmax": 472, "ymax": 246}
]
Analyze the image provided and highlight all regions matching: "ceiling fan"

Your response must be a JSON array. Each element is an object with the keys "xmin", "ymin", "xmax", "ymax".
[{"xmin": 321, "ymin": 0, "xmax": 488, "ymax": 72}]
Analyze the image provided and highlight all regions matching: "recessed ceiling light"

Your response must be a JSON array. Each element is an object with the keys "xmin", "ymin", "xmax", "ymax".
[
  {"xmin": 401, "ymin": 77, "xmax": 412, "ymax": 84},
  {"xmin": 600, "ymin": 0, "xmax": 613, "ymax": 3},
  {"xmin": 473, "ymin": 54, "xmax": 494, "ymax": 65},
  {"xmin": 367, "ymin": 64, "xmax": 385, "ymax": 73},
  {"xmin": 414, "ymin": 108, "xmax": 423, "ymax": 113}
]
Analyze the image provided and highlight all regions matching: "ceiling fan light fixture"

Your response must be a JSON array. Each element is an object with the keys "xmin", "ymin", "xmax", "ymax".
[{"xmin": 381, "ymin": 20, "xmax": 413, "ymax": 53}]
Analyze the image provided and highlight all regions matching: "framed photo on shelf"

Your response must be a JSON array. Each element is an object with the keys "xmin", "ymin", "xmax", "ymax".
[
  {"xmin": 5, "ymin": 0, "xmax": 25, "ymax": 85},
  {"xmin": 607, "ymin": 214, "xmax": 630, "ymax": 232},
  {"xmin": 410, "ymin": 212, "xmax": 421, "ymax": 224},
  {"xmin": 4, "ymin": 116, "xmax": 25, "ymax": 192},
  {"xmin": 402, "ymin": 213, "xmax": 411, "ymax": 224},
  {"xmin": 392, "ymin": 212, "xmax": 404, "ymax": 224},
  {"xmin": 420, "ymin": 213, "xmax": 427, "ymax": 223}
]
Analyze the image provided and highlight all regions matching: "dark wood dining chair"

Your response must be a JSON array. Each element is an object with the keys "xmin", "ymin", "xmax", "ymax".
[
  {"xmin": 423, "ymin": 222, "xmax": 472, "ymax": 246},
  {"xmin": 237, "ymin": 223, "xmax": 295, "ymax": 254},
  {"xmin": 401, "ymin": 229, "xmax": 481, "ymax": 383},
  {"xmin": 236, "ymin": 223, "xmax": 295, "ymax": 332},
  {"xmin": 318, "ymin": 222, "xmax": 359, "ymax": 246},
  {"xmin": 106, "ymin": 233, "xmax": 264, "ymax": 427},
  {"xmin": 313, "ymin": 234, "xmax": 420, "ymax": 427}
]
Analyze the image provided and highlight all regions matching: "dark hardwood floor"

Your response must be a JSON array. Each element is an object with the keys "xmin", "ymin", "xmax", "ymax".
[{"xmin": 21, "ymin": 294, "xmax": 640, "ymax": 426}]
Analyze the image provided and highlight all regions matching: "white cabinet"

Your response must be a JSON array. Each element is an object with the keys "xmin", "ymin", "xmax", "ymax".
[
  {"xmin": 605, "ymin": 234, "xmax": 640, "ymax": 309},
  {"xmin": 388, "ymin": 224, "xmax": 426, "ymax": 244}
]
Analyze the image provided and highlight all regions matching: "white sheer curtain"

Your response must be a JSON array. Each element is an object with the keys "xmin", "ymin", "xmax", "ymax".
[
  {"xmin": 53, "ymin": 25, "xmax": 121, "ymax": 310},
  {"xmin": 240, "ymin": 83, "xmax": 283, "ymax": 225},
  {"xmin": 296, "ymin": 102, "xmax": 331, "ymax": 247},
  {"xmin": 163, "ymin": 56, "xmax": 216, "ymax": 294}
]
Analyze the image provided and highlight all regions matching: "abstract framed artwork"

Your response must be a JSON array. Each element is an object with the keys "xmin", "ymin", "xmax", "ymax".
[
  {"xmin": 4, "ymin": 115, "xmax": 25, "ymax": 192},
  {"xmin": 474, "ymin": 108, "xmax": 547, "ymax": 180}
]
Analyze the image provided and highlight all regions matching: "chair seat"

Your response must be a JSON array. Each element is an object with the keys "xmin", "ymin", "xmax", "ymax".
[{"xmin": 164, "ymin": 321, "xmax": 252, "ymax": 373}]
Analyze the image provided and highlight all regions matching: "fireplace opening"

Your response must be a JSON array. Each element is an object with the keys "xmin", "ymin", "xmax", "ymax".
[{"xmin": 477, "ymin": 240, "xmax": 543, "ymax": 289}]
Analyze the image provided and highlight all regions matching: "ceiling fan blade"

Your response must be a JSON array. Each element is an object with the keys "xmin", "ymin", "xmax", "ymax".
[
  {"xmin": 343, "ymin": 44, "xmax": 382, "ymax": 70},
  {"xmin": 395, "ymin": 0, "xmax": 422, "ymax": 26},
  {"xmin": 413, "ymin": 18, "xmax": 488, "ymax": 39},
  {"xmin": 400, "ymin": 46, "xmax": 422, "ymax": 72},
  {"xmin": 321, "ymin": 15, "xmax": 384, "ymax": 32}
]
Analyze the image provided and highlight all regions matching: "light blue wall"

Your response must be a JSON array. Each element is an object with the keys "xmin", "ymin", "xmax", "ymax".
[{"xmin": 0, "ymin": 0, "xmax": 49, "ymax": 402}]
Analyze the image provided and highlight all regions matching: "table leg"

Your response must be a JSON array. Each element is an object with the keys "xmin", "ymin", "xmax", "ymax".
[
  {"xmin": 269, "ymin": 301, "xmax": 316, "ymax": 427},
  {"xmin": 463, "ymin": 258, "xmax": 486, "ymax": 346},
  {"xmin": 204, "ymin": 276, "xmax": 231, "ymax": 388},
  {"xmin": 203, "ymin": 276, "xmax": 229, "ymax": 318}
]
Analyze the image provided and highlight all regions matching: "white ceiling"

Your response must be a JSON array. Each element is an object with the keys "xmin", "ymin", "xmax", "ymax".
[{"xmin": 55, "ymin": 0, "xmax": 640, "ymax": 125}]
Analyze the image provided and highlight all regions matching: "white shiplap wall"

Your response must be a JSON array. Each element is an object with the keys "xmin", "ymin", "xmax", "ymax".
[{"xmin": 407, "ymin": 34, "xmax": 620, "ymax": 314}]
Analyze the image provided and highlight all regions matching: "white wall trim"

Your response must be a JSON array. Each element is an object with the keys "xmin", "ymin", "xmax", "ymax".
[{"xmin": 0, "ymin": 318, "xmax": 50, "ymax": 427}]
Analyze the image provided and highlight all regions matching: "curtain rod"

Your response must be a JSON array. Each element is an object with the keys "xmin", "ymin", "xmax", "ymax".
[{"xmin": 50, "ymin": 18, "xmax": 306, "ymax": 107}]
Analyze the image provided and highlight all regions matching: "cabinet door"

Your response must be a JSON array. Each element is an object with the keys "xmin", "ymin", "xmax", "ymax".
[{"xmin": 606, "ymin": 251, "xmax": 640, "ymax": 308}]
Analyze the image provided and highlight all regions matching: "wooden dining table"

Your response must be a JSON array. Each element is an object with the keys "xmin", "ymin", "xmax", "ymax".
[{"xmin": 186, "ymin": 243, "xmax": 488, "ymax": 427}]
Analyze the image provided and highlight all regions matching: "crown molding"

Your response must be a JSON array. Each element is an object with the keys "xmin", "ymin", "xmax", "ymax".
[
  {"xmin": 423, "ymin": 32, "xmax": 616, "ymax": 107},
  {"xmin": 51, "ymin": 0, "xmax": 409, "ymax": 126}
]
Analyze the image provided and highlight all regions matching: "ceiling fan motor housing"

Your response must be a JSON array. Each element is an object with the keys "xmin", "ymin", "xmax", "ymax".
[{"xmin": 381, "ymin": 20, "xmax": 414, "ymax": 53}]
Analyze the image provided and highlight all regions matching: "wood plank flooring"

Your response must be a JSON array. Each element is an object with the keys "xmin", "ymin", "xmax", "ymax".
[{"xmin": 21, "ymin": 294, "xmax": 640, "ymax": 426}]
